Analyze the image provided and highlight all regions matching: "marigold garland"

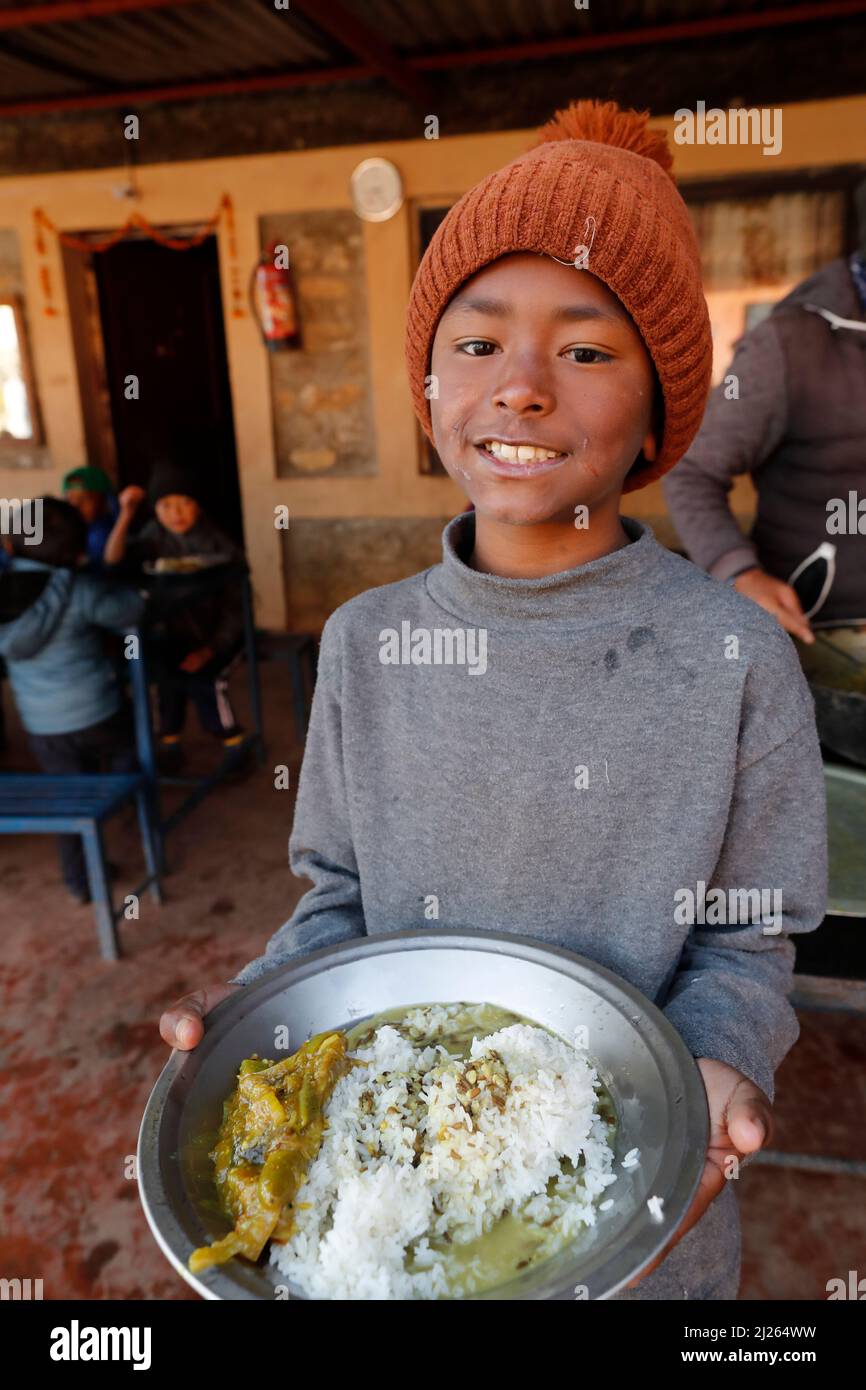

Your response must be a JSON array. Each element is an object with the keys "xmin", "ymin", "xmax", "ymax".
[{"xmin": 31, "ymin": 195, "xmax": 246, "ymax": 317}]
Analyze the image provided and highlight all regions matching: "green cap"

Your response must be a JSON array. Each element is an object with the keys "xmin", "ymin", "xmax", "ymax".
[{"xmin": 62, "ymin": 465, "xmax": 113, "ymax": 495}]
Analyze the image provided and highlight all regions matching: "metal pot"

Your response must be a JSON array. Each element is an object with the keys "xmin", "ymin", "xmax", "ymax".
[
  {"xmin": 797, "ymin": 626, "xmax": 866, "ymax": 766},
  {"xmin": 138, "ymin": 929, "xmax": 708, "ymax": 1301}
]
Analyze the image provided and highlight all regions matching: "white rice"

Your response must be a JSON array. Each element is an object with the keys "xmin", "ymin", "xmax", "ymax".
[{"xmin": 269, "ymin": 1006, "xmax": 617, "ymax": 1299}]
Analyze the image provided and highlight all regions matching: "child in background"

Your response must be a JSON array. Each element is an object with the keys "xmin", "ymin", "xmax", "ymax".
[
  {"xmin": 61, "ymin": 465, "xmax": 119, "ymax": 571},
  {"xmin": 0, "ymin": 498, "xmax": 143, "ymax": 901},
  {"xmin": 160, "ymin": 100, "xmax": 827, "ymax": 1299},
  {"xmin": 104, "ymin": 464, "xmax": 245, "ymax": 765}
]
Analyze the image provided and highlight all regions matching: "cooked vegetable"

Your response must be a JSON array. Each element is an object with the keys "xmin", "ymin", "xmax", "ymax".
[{"xmin": 188, "ymin": 1030, "xmax": 354, "ymax": 1273}]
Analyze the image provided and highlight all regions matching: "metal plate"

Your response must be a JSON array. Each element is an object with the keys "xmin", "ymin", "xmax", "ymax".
[
  {"xmin": 138, "ymin": 930, "xmax": 708, "ymax": 1301},
  {"xmin": 825, "ymin": 763, "xmax": 866, "ymax": 917}
]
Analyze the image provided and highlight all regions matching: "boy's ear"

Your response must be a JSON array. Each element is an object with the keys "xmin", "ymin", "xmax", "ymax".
[
  {"xmin": 640, "ymin": 425, "xmax": 659, "ymax": 464},
  {"xmin": 638, "ymin": 380, "xmax": 664, "ymax": 465}
]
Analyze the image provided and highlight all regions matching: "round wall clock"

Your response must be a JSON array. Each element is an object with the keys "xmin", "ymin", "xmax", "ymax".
[{"xmin": 350, "ymin": 157, "xmax": 404, "ymax": 223}]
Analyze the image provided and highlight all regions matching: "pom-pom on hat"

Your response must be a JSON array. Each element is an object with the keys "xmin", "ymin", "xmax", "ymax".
[{"xmin": 404, "ymin": 99, "xmax": 713, "ymax": 492}]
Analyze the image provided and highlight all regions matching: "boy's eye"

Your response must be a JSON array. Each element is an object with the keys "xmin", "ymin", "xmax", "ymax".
[
  {"xmin": 563, "ymin": 347, "xmax": 614, "ymax": 365},
  {"xmin": 456, "ymin": 339, "xmax": 497, "ymax": 356}
]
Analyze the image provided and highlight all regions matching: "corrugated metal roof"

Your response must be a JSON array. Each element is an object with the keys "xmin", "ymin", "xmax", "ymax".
[
  {"xmin": 1, "ymin": 1, "xmax": 333, "ymax": 90},
  {"xmin": 0, "ymin": 0, "xmax": 847, "ymax": 109},
  {"xmin": 336, "ymin": 0, "xmax": 821, "ymax": 52}
]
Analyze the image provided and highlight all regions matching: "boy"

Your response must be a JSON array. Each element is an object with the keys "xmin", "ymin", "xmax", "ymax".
[
  {"xmin": 160, "ymin": 100, "xmax": 827, "ymax": 1299},
  {"xmin": 61, "ymin": 464, "xmax": 119, "ymax": 570},
  {"xmin": 0, "ymin": 498, "xmax": 144, "ymax": 901},
  {"xmin": 104, "ymin": 464, "xmax": 245, "ymax": 763}
]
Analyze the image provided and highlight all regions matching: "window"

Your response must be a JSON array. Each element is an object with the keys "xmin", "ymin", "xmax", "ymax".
[
  {"xmin": 683, "ymin": 172, "xmax": 858, "ymax": 384},
  {"xmin": 0, "ymin": 298, "xmax": 41, "ymax": 444}
]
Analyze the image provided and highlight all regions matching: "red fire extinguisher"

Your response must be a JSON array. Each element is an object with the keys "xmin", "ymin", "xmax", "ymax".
[{"xmin": 250, "ymin": 242, "xmax": 301, "ymax": 351}]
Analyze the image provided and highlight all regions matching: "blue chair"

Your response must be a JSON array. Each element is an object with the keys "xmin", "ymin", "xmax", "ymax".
[{"xmin": 0, "ymin": 631, "xmax": 163, "ymax": 961}]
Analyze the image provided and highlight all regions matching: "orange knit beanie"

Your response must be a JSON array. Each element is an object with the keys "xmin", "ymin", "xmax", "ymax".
[{"xmin": 404, "ymin": 99, "xmax": 713, "ymax": 492}]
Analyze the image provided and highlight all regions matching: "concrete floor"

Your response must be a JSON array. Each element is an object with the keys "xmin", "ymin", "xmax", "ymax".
[{"xmin": 0, "ymin": 665, "xmax": 863, "ymax": 1301}]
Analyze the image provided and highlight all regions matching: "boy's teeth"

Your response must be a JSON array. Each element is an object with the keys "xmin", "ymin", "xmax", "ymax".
[{"xmin": 483, "ymin": 440, "xmax": 562, "ymax": 462}]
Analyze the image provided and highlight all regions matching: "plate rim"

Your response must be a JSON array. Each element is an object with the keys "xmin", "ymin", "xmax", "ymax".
[{"xmin": 138, "ymin": 928, "xmax": 709, "ymax": 1301}]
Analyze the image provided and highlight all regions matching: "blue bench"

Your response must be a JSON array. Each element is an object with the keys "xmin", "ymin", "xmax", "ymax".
[
  {"xmin": 0, "ymin": 773, "xmax": 162, "ymax": 960},
  {"xmin": 0, "ymin": 629, "xmax": 163, "ymax": 961}
]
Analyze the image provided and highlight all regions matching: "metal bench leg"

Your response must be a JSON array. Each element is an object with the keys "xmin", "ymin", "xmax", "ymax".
[
  {"xmin": 290, "ymin": 651, "xmax": 307, "ymax": 743},
  {"xmin": 136, "ymin": 788, "xmax": 163, "ymax": 903},
  {"xmin": 81, "ymin": 824, "xmax": 119, "ymax": 962},
  {"xmin": 242, "ymin": 576, "xmax": 266, "ymax": 766}
]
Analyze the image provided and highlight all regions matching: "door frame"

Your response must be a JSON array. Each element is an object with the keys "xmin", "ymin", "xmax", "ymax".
[{"xmin": 61, "ymin": 223, "xmax": 242, "ymax": 502}]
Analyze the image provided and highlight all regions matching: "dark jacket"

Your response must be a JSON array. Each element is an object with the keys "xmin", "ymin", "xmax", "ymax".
[
  {"xmin": 663, "ymin": 255, "xmax": 866, "ymax": 622},
  {"xmin": 125, "ymin": 516, "xmax": 245, "ymax": 655}
]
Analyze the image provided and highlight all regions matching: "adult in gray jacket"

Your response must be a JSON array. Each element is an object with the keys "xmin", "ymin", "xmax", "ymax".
[
  {"xmin": 0, "ymin": 498, "xmax": 145, "ymax": 900},
  {"xmin": 663, "ymin": 234, "xmax": 866, "ymax": 640}
]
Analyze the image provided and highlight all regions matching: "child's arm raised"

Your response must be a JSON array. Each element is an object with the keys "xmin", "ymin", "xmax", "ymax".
[
  {"xmin": 230, "ymin": 610, "xmax": 367, "ymax": 987},
  {"xmin": 103, "ymin": 486, "xmax": 146, "ymax": 567}
]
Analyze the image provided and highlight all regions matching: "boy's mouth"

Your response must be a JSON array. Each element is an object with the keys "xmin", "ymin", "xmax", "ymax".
[{"xmin": 474, "ymin": 437, "xmax": 569, "ymax": 479}]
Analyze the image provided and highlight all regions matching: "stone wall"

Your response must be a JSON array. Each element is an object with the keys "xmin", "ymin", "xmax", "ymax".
[
  {"xmin": 260, "ymin": 211, "xmax": 375, "ymax": 480},
  {"xmin": 280, "ymin": 515, "xmax": 456, "ymax": 633}
]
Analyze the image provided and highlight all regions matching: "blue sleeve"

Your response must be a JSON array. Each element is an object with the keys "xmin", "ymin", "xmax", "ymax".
[{"xmin": 80, "ymin": 576, "xmax": 146, "ymax": 634}]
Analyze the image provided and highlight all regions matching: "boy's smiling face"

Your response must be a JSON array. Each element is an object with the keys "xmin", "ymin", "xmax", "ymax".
[{"xmin": 429, "ymin": 252, "xmax": 660, "ymax": 528}]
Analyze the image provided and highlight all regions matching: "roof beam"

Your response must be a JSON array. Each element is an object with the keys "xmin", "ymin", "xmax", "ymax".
[
  {"xmin": 283, "ymin": 0, "xmax": 432, "ymax": 114},
  {"xmin": 0, "ymin": 0, "xmax": 205, "ymax": 32},
  {"xmin": 413, "ymin": 0, "xmax": 866, "ymax": 70},
  {"xmin": 0, "ymin": 0, "xmax": 861, "ymax": 118},
  {"xmin": 0, "ymin": 34, "xmax": 111, "ymax": 89},
  {"xmin": 0, "ymin": 63, "xmax": 368, "ymax": 116}
]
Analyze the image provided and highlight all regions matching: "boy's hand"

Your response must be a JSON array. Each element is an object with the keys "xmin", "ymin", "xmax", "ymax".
[
  {"xmin": 159, "ymin": 982, "xmax": 242, "ymax": 1050},
  {"xmin": 118, "ymin": 485, "xmax": 146, "ymax": 514},
  {"xmin": 179, "ymin": 645, "xmax": 214, "ymax": 673},
  {"xmin": 733, "ymin": 567, "xmax": 814, "ymax": 644},
  {"xmin": 625, "ymin": 1057, "xmax": 772, "ymax": 1289}
]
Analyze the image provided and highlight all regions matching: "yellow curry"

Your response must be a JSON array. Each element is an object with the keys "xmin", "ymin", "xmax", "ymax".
[{"xmin": 188, "ymin": 1030, "xmax": 354, "ymax": 1273}]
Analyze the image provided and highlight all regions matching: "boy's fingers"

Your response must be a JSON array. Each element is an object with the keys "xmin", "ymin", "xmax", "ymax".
[
  {"xmin": 727, "ymin": 1093, "xmax": 773, "ymax": 1155},
  {"xmin": 159, "ymin": 983, "xmax": 241, "ymax": 1050},
  {"xmin": 177, "ymin": 1014, "xmax": 203, "ymax": 1049},
  {"xmin": 159, "ymin": 992, "xmax": 206, "ymax": 1049}
]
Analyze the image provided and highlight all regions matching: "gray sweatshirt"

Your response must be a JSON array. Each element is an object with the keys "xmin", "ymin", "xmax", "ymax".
[{"xmin": 233, "ymin": 512, "xmax": 827, "ymax": 1300}]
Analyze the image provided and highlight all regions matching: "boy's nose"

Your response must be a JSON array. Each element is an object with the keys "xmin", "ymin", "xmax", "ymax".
[{"xmin": 491, "ymin": 375, "xmax": 556, "ymax": 417}]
